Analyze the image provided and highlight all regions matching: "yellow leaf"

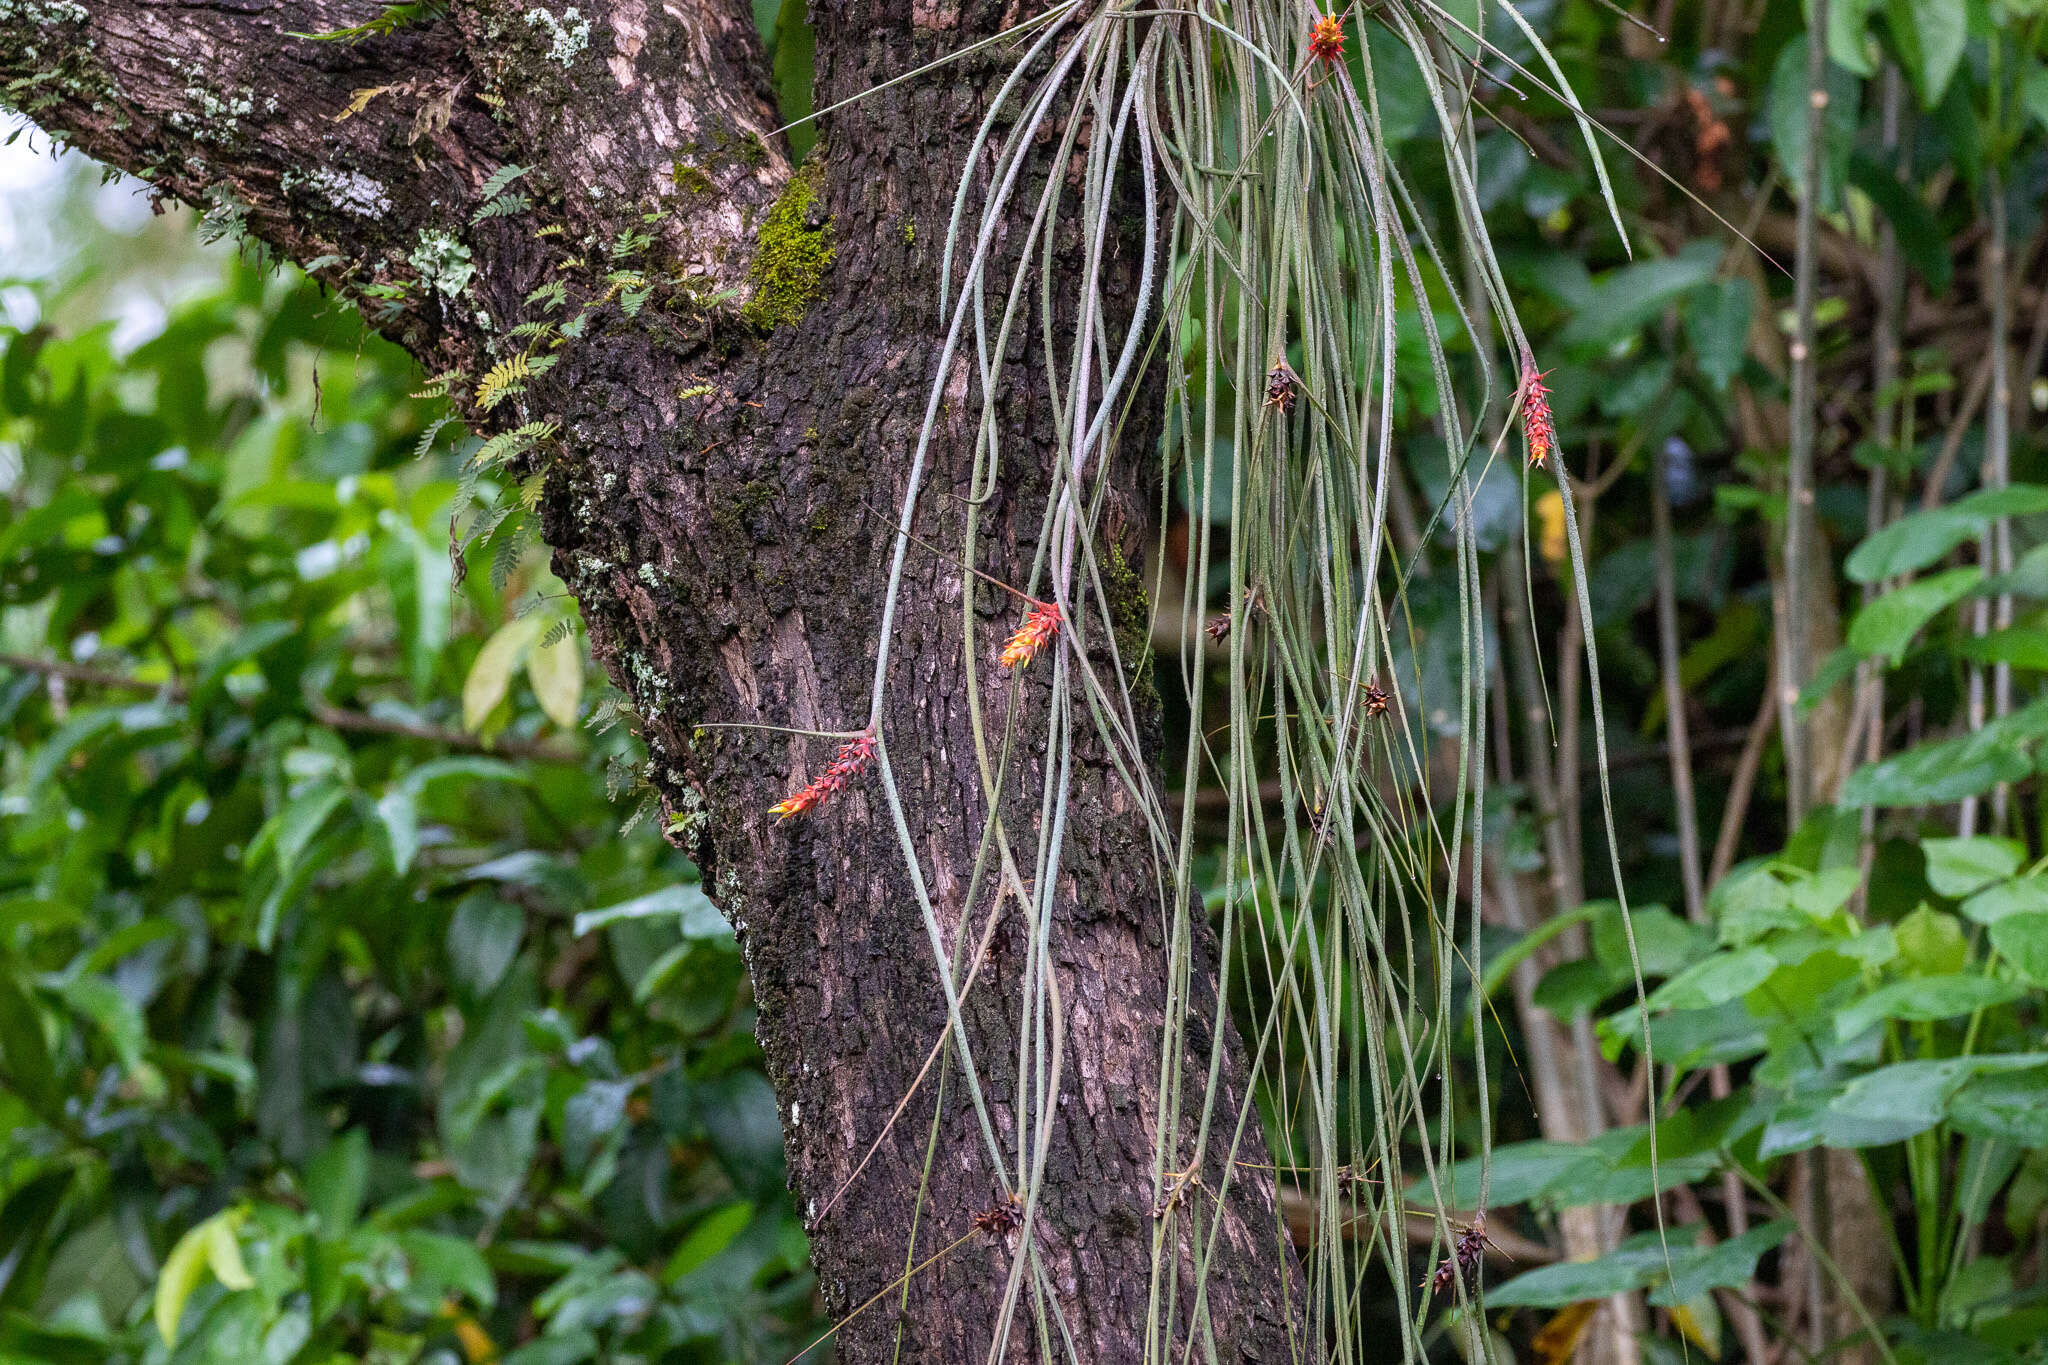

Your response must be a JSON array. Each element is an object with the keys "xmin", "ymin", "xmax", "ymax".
[
  {"xmin": 526, "ymin": 628, "xmax": 583, "ymax": 729},
  {"xmin": 204, "ymin": 1214, "xmax": 254, "ymax": 1291},
  {"xmin": 463, "ymin": 616, "xmax": 541, "ymax": 732},
  {"xmin": 1530, "ymin": 1300, "xmax": 1598, "ymax": 1365},
  {"xmin": 336, "ymin": 85, "xmax": 393, "ymax": 121},
  {"xmin": 155, "ymin": 1210, "xmax": 248, "ymax": 1346},
  {"xmin": 1535, "ymin": 489, "xmax": 1567, "ymax": 566},
  {"xmin": 1672, "ymin": 1293, "xmax": 1723, "ymax": 1360}
]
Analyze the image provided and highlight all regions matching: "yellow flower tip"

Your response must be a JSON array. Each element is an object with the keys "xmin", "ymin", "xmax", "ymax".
[
  {"xmin": 1001, "ymin": 602, "xmax": 1062, "ymax": 670},
  {"xmin": 1307, "ymin": 13, "xmax": 1346, "ymax": 64}
]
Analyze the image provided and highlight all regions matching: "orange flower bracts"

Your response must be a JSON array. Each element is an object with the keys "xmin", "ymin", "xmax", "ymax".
[
  {"xmin": 1001, "ymin": 602, "xmax": 1061, "ymax": 670},
  {"xmin": 1520, "ymin": 352, "xmax": 1557, "ymax": 468},
  {"xmin": 770, "ymin": 729, "xmax": 876, "ymax": 820},
  {"xmin": 1308, "ymin": 13, "xmax": 1346, "ymax": 65}
]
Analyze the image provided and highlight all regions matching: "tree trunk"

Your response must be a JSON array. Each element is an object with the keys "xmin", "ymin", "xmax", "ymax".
[{"xmin": 2, "ymin": 2, "xmax": 1306, "ymax": 1360}]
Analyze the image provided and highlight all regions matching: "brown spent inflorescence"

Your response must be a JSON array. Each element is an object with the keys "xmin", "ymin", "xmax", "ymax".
[
  {"xmin": 1001, "ymin": 601, "xmax": 1062, "ymax": 670},
  {"xmin": 1264, "ymin": 357, "xmax": 1299, "ymax": 413},
  {"xmin": 1421, "ymin": 1213, "xmax": 1503, "ymax": 1297},
  {"xmin": 1519, "ymin": 349, "xmax": 1557, "ymax": 468},
  {"xmin": 1205, "ymin": 613, "xmax": 1232, "ymax": 644},
  {"xmin": 1307, "ymin": 12, "xmax": 1346, "ymax": 65},
  {"xmin": 972, "ymin": 1194, "xmax": 1022, "ymax": 1240},
  {"xmin": 769, "ymin": 729, "xmax": 876, "ymax": 820},
  {"xmin": 1362, "ymin": 681, "xmax": 1390, "ymax": 718}
]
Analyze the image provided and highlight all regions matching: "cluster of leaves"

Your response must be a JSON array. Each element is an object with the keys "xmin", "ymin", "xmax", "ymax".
[{"xmin": 0, "ymin": 249, "xmax": 815, "ymax": 1363}]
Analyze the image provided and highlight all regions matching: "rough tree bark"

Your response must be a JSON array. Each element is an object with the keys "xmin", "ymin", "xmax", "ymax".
[{"xmin": 1, "ymin": 0, "xmax": 1307, "ymax": 1359}]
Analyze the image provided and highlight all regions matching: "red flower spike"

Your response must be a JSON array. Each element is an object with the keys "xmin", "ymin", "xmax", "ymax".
[
  {"xmin": 1520, "ymin": 351, "xmax": 1557, "ymax": 469},
  {"xmin": 1001, "ymin": 603, "xmax": 1061, "ymax": 670},
  {"xmin": 1307, "ymin": 13, "xmax": 1346, "ymax": 65},
  {"xmin": 770, "ymin": 729, "xmax": 876, "ymax": 820}
]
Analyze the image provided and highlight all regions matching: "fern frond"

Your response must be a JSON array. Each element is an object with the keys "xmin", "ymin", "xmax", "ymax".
[
  {"xmin": 508, "ymin": 320, "xmax": 556, "ymax": 340},
  {"xmin": 588, "ymin": 694, "xmax": 633, "ymax": 736},
  {"xmin": 411, "ymin": 370, "xmax": 458, "ymax": 399},
  {"xmin": 471, "ymin": 193, "xmax": 531, "ymax": 224},
  {"xmin": 525, "ymin": 280, "xmax": 568, "ymax": 312},
  {"xmin": 477, "ymin": 163, "xmax": 532, "ymax": 201},
  {"xmin": 475, "ymin": 355, "xmax": 530, "ymax": 411},
  {"xmin": 294, "ymin": 0, "xmax": 449, "ymax": 43},
  {"xmin": 471, "ymin": 420, "xmax": 558, "ymax": 468},
  {"xmin": 490, "ymin": 516, "xmax": 533, "ymax": 590},
  {"xmin": 539, "ymin": 617, "xmax": 576, "ymax": 649},
  {"xmin": 411, "ymin": 412, "xmax": 456, "ymax": 462},
  {"xmin": 618, "ymin": 793, "xmax": 656, "ymax": 836}
]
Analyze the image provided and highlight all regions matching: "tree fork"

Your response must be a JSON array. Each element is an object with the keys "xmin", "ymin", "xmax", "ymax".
[{"xmin": 2, "ymin": 1, "xmax": 1309, "ymax": 1359}]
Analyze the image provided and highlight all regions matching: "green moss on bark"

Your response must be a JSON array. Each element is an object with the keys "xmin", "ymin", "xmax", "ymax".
[{"xmin": 740, "ymin": 163, "xmax": 833, "ymax": 332}]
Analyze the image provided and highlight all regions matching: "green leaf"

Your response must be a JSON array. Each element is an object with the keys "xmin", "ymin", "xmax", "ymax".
[
  {"xmin": 2025, "ymin": 63, "xmax": 2048, "ymax": 132},
  {"xmin": 1826, "ymin": 0, "xmax": 1880, "ymax": 71},
  {"xmin": 1957, "ymin": 625, "xmax": 2048, "ymax": 669},
  {"xmin": 1949, "ymin": 1069, "xmax": 2048, "ymax": 1145},
  {"xmin": 305, "ymin": 1128, "xmax": 371, "ymax": 1234},
  {"xmin": 463, "ymin": 616, "xmax": 542, "ymax": 732},
  {"xmin": 664, "ymin": 1201, "xmax": 755, "ymax": 1282},
  {"xmin": 373, "ymin": 786, "xmax": 419, "ymax": 876},
  {"xmin": 526, "ymin": 628, "xmax": 583, "ymax": 729},
  {"xmin": 1847, "ymin": 154, "xmax": 1951, "ymax": 293},
  {"xmin": 1487, "ymin": 1236, "xmax": 1674, "ymax": 1307},
  {"xmin": 1961, "ymin": 878, "xmax": 2048, "ymax": 925},
  {"xmin": 55, "ymin": 976, "xmax": 146, "ymax": 1074},
  {"xmin": 1833, "ymin": 974, "xmax": 2022, "ymax": 1038},
  {"xmin": 1845, "ymin": 566, "xmax": 1980, "ymax": 661},
  {"xmin": 1924, "ymin": 836, "xmax": 2026, "ymax": 898},
  {"xmin": 250, "ymin": 781, "xmax": 348, "ymax": 880},
  {"xmin": 449, "ymin": 894, "xmax": 525, "ymax": 997},
  {"xmin": 400, "ymin": 755, "xmax": 529, "ymax": 795},
  {"xmin": 1683, "ymin": 278, "xmax": 1752, "ymax": 391},
  {"xmin": 1833, "ymin": 1054, "xmax": 2048, "ymax": 1132},
  {"xmin": 1648, "ymin": 948, "xmax": 1778, "ymax": 1011},
  {"xmin": 1989, "ymin": 913, "xmax": 2048, "ymax": 986},
  {"xmin": 1847, "ymin": 486, "xmax": 2048, "ymax": 583},
  {"xmin": 1648, "ymin": 1219, "xmax": 1796, "ymax": 1307},
  {"xmin": 396, "ymin": 1231, "xmax": 496, "ymax": 1308},
  {"xmin": 0, "ymin": 971, "xmax": 62, "ymax": 1124},
  {"xmin": 1534, "ymin": 958, "xmax": 1629, "ymax": 1018},
  {"xmin": 1556, "ymin": 242, "xmax": 1722, "ymax": 351},
  {"xmin": 0, "ymin": 1169, "xmax": 75, "ymax": 1308},
  {"xmin": 1897, "ymin": 904, "xmax": 1969, "ymax": 975},
  {"xmin": 1886, "ymin": 0, "xmax": 1966, "ymax": 108},
  {"xmin": 1766, "ymin": 36, "xmax": 1860, "ymax": 210},
  {"xmin": 573, "ymin": 883, "xmax": 725, "ymax": 939},
  {"xmin": 1843, "ymin": 696, "xmax": 2048, "ymax": 806}
]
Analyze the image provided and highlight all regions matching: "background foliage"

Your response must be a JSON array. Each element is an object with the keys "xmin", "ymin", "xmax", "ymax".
[
  {"xmin": 4, "ymin": 0, "xmax": 2048, "ymax": 1358},
  {"xmin": 0, "ymin": 158, "xmax": 813, "ymax": 1364}
]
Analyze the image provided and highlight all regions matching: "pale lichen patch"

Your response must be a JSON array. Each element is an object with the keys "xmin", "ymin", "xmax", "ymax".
[
  {"xmin": 407, "ymin": 230, "xmax": 475, "ymax": 295},
  {"xmin": 523, "ymin": 5, "xmax": 591, "ymax": 65},
  {"xmin": 307, "ymin": 168, "xmax": 392, "ymax": 217}
]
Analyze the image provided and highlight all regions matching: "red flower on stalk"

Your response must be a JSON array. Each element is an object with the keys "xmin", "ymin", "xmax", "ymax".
[
  {"xmin": 1519, "ymin": 350, "xmax": 1557, "ymax": 468},
  {"xmin": 1307, "ymin": 13, "xmax": 1346, "ymax": 65},
  {"xmin": 1001, "ymin": 602, "xmax": 1061, "ymax": 670},
  {"xmin": 770, "ymin": 729, "xmax": 876, "ymax": 820}
]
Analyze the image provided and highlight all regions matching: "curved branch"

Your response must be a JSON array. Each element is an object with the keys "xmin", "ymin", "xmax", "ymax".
[{"xmin": 2, "ymin": 0, "xmax": 788, "ymax": 371}]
